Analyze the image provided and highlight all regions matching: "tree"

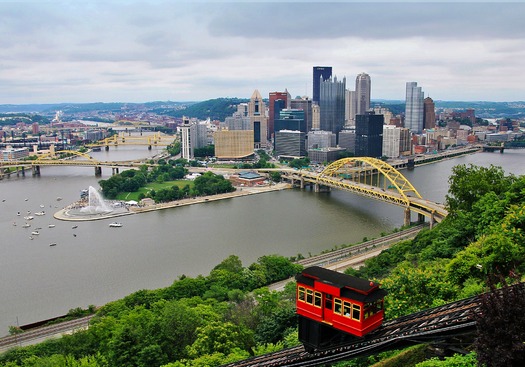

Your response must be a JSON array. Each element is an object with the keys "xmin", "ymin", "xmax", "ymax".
[
  {"xmin": 474, "ymin": 281, "xmax": 525, "ymax": 367},
  {"xmin": 446, "ymin": 164, "xmax": 515, "ymax": 216}
]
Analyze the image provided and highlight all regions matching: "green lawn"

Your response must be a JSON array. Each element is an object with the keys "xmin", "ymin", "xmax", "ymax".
[{"xmin": 116, "ymin": 180, "xmax": 194, "ymax": 201}]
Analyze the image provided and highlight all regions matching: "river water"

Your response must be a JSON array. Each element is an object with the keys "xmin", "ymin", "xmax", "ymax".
[{"xmin": 0, "ymin": 147, "xmax": 524, "ymax": 336}]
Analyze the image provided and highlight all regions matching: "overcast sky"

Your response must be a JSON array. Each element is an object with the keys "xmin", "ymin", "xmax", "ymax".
[{"xmin": 1, "ymin": 1, "xmax": 524, "ymax": 104}]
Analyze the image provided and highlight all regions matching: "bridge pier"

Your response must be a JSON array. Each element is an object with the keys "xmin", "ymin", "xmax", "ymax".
[
  {"xmin": 314, "ymin": 183, "xmax": 331, "ymax": 193},
  {"xmin": 32, "ymin": 165, "xmax": 40, "ymax": 176},
  {"xmin": 105, "ymin": 146, "xmax": 109, "ymax": 151},
  {"xmin": 112, "ymin": 167, "xmax": 119, "ymax": 175},
  {"xmin": 94, "ymin": 166, "xmax": 102, "ymax": 176},
  {"xmin": 404, "ymin": 208, "xmax": 411, "ymax": 227},
  {"xmin": 148, "ymin": 145, "xmax": 152, "ymax": 150},
  {"xmin": 429, "ymin": 212, "xmax": 435, "ymax": 229}
]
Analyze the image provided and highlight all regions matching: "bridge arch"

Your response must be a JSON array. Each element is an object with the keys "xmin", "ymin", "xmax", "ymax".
[{"xmin": 318, "ymin": 157, "xmax": 423, "ymax": 205}]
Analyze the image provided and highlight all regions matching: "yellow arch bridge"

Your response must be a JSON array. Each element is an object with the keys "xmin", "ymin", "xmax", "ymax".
[
  {"xmin": 0, "ymin": 150, "xmax": 151, "ymax": 178},
  {"xmin": 280, "ymin": 157, "xmax": 447, "ymax": 227}
]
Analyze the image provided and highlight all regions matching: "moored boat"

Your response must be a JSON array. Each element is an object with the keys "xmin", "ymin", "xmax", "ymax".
[{"xmin": 109, "ymin": 222, "xmax": 123, "ymax": 228}]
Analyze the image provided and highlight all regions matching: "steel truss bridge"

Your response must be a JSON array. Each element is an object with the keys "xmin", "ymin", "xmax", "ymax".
[
  {"xmin": 277, "ymin": 157, "xmax": 447, "ymax": 227},
  {"xmin": 0, "ymin": 150, "xmax": 151, "ymax": 178},
  {"xmin": 87, "ymin": 132, "xmax": 176, "ymax": 149}
]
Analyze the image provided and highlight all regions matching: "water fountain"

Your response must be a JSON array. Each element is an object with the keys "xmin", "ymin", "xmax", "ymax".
[{"xmin": 79, "ymin": 186, "xmax": 112, "ymax": 214}]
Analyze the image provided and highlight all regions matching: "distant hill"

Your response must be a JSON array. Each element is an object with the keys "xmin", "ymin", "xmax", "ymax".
[
  {"xmin": 1, "ymin": 99, "xmax": 523, "ymax": 120},
  {"xmin": 155, "ymin": 98, "xmax": 249, "ymax": 121}
]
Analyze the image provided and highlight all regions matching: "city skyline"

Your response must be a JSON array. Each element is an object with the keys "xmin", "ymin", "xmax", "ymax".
[{"xmin": 1, "ymin": 1, "xmax": 525, "ymax": 104}]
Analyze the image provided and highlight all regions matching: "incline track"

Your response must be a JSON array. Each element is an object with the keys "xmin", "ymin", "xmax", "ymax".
[{"xmin": 223, "ymin": 285, "xmax": 525, "ymax": 367}]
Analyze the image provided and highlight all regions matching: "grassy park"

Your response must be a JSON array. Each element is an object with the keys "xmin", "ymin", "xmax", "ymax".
[{"xmin": 116, "ymin": 180, "xmax": 194, "ymax": 201}]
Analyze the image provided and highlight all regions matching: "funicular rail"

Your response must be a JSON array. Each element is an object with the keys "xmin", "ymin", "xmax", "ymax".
[{"xmin": 221, "ymin": 283, "xmax": 525, "ymax": 367}]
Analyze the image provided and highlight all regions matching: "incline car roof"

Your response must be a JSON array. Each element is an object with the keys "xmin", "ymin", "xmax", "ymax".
[{"xmin": 296, "ymin": 266, "xmax": 387, "ymax": 302}]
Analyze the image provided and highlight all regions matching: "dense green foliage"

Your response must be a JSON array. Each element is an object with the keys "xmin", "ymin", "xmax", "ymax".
[
  {"xmin": 347, "ymin": 163, "xmax": 525, "ymax": 365},
  {"xmin": 99, "ymin": 163, "xmax": 187, "ymax": 200},
  {"xmin": 0, "ymin": 255, "xmax": 302, "ymax": 367},
  {"xmin": 193, "ymin": 145, "xmax": 214, "ymax": 158}
]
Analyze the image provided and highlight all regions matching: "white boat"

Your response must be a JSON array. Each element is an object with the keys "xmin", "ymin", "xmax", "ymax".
[
  {"xmin": 35, "ymin": 211, "xmax": 46, "ymax": 216},
  {"xmin": 109, "ymin": 222, "xmax": 123, "ymax": 228},
  {"xmin": 24, "ymin": 216, "xmax": 34, "ymax": 220},
  {"xmin": 22, "ymin": 223, "xmax": 31, "ymax": 228},
  {"xmin": 49, "ymin": 243, "xmax": 57, "ymax": 247},
  {"xmin": 40, "ymin": 204, "xmax": 45, "ymax": 208},
  {"xmin": 31, "ymin": 231, "xmax": 40, "ymax": 235},
  {"xmin": 48, "ymin": 224, "xmax": 56, "ymax": 228}
]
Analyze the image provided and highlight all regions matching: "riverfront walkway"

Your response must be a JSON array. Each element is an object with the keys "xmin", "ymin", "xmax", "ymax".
[{"xmin": 54, "ymin": 182, "xmax": 292, "ymax": 221}]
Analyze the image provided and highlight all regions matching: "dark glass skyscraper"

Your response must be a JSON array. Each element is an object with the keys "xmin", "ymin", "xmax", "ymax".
[
  {"xmin": 355, "ymin": 112, "xmax": 384, "ymax": 158},
  {"xmin": 313, "ymin": 66, "xmax": 332, "ymax": 105}
]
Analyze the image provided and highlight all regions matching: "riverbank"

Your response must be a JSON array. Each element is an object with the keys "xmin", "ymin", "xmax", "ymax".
[{"xmin": 53, "ymin": 182, "xmax": 292, "ymax": 221}]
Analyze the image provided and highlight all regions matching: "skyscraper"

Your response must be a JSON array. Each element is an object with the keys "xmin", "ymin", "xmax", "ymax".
[
  {"xmin": 319, "ymin": 76, "xmax": 346, "ymax": 138},
  {"xmin": 248, "ymin": 89, "xmax": 268, "ymax": 148},
  {"xmin": 423, "ymin": 97, "xmax": 436, "ymax": 130},
  {"xmin": 313, "ymin": 66, "xmax": 332, "ymax": 105},
  {"xmin": 180, "ymin": 116, "xmax": 195, "ymax": 160},
  {"xmin": 291, "ymin": 96, "xmax": 312, "ymax": 132},
  {"xmin": 355, "ymin": 72, "xmax": 371, "ymax": 115},
  {"xmin": 355, "ymin": 112, "xmax": 383, "ymax": 158},
  {"xmin": 345, "ymin": 89, "xmax": 357, "ymax": 126},
  {"xmin": 405, "ymin": 82, "xmax": 424, "ymax": 134},
  {"xmin": 268, "ymin": 90, "xmax": 291, "ymax": 140}
]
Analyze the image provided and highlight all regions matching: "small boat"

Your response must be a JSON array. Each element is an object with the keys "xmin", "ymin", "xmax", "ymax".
[
  {"xmin": 109, "ymin": 222, "xmax": 123, "ymax": 228},
  {"xmin": 49, "ymin": 243, "xmax": 57, "ymax": 247},
  {"xmin": 29, "ymin": 236, "xmax": 34, "ymax": 240},
  {"xmin": 72, "ymin": 225, "xmax": 78, "ymax": 229},
  {"xmin": 40, "ymin": 204, "xmax": 45, "ymax": 208},
  {"xmin": 24, "ymin": 198, "xmax": 28, "ymax": 201},
  {"xmin": 56, "ymin": 197, "xmax": 63, "ymax": 201},
  {"xmin": 22, "ymin": 223, "xmax": 31, "ymax": 228},
  {"xmin": 31, "ymin": 231, "xmax": 40, "ymax": 235},
  {"xmin": 35, "ymin": 211, "xmax": 45, "ymax": 216},
  {"xmin": 17, "ymin": 212, "xmax": 20, "ymax": 216},
  {"xmin": 13, "ymin": 222, "xmax": 16, "ymax": 226},
  {"xmin": 24, "ymin": 216, "xmax": 34, "ymax": 221},
  {"xmin": 48, "ymin": 224, "xmax": 56, "ymax": 228}
]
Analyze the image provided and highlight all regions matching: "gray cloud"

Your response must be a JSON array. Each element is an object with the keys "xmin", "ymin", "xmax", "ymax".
[{"xmin": 0, "ymin": 1, "xmax": 523, "ymax": 103}]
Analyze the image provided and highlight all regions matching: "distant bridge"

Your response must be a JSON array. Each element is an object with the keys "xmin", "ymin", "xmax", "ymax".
[
  {"xmin": 0, "ymin": 150, "xmax": 153, "ymax": 178},
  {"xmin": 87, "ymin": 132, "xmax": 176, "ymax": 150},
  {"xmin": 272, "ymin": 157, "xmax": 447, "ymax": 227}
]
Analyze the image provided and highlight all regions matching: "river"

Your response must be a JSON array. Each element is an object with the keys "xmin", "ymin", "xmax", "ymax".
[{"xmin": 0, "ymin": 147, "xmax": 524, "ymax": 336}]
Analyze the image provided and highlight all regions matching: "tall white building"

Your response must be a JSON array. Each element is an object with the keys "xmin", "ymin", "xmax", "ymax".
[
  {"xmin": 383, "ymin": 125, "xmax": 411, "ymax": 158},
  {"xmin": 180, "ymin": 117, "xmax": 196, "ymax": 160},
  {"xmin": 405, "ymin": 82, "xmax": 424, "ymax": 134},
  {"xmin": 345, "ymin": 89, "xmax": 357, "ymax": 126},
  {"xmin": 355, "ymin": 73, "xmax": 371, "ymax": 116}
]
